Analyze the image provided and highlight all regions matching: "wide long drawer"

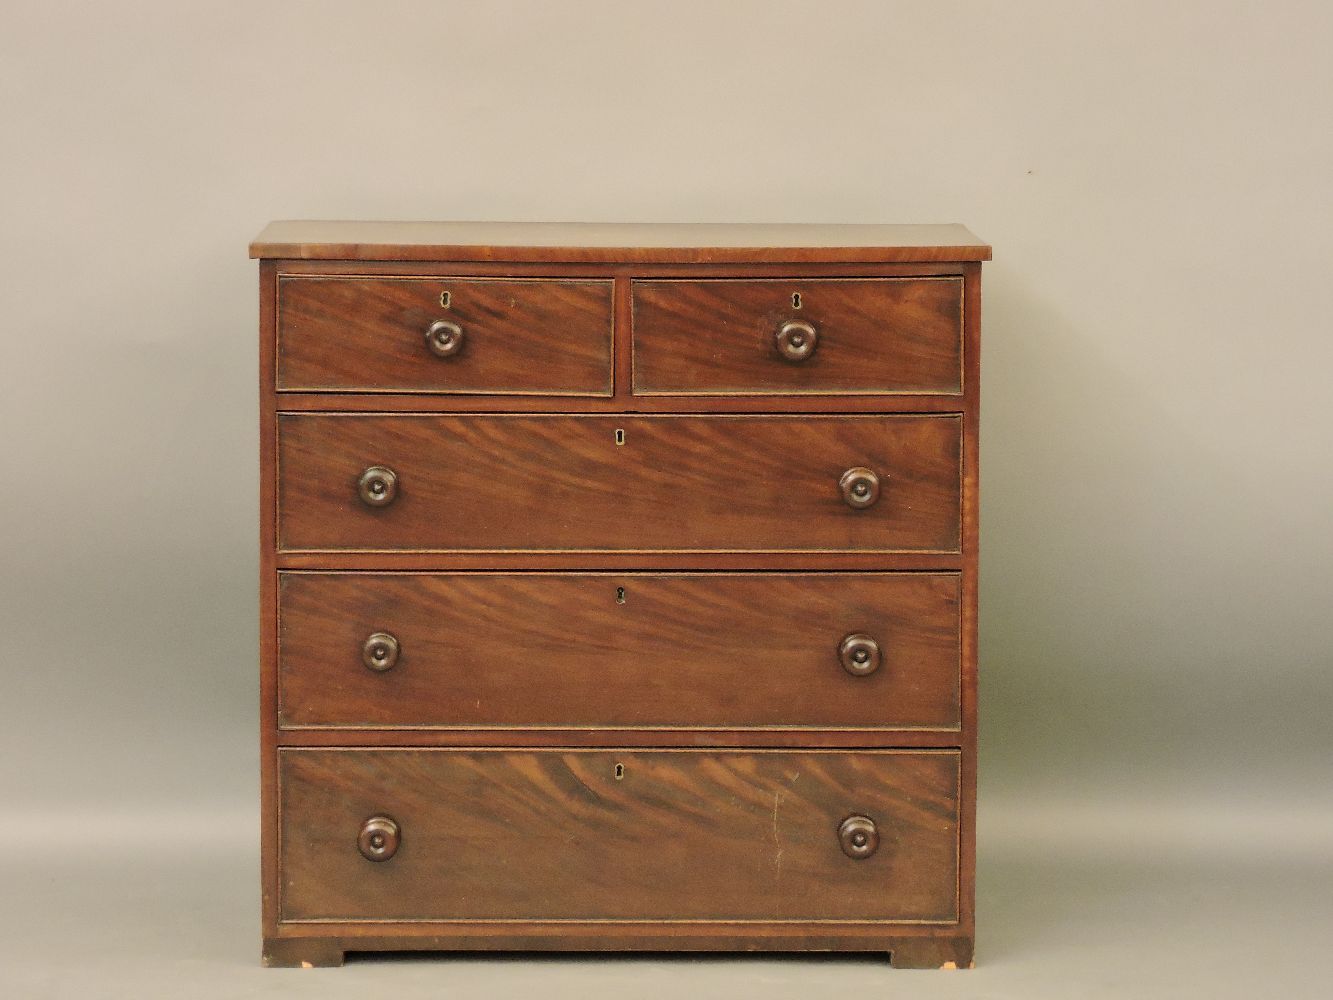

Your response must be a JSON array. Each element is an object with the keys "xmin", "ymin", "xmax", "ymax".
[
  {"xmin": 278, "ymin": 748, "xmax": 960, "ymax": 922},
  {"xmin": 276, "ymin": 414, "xmax": 961, "ymax": 553},
  {"xmin": 278, "ymin": 572, "xmax": 961, "ymax": 730}
]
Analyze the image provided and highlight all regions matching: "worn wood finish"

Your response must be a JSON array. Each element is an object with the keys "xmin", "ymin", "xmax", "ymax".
[
  {"xmin": 259, "ymin": 261, "xmax": 280, "ymax": 944},
  {"xmin": 256, "ymin": 221, "xmax": 984, "ymax": 970},
  {"xmin": 278, "ymin": 748, "xmax": 959, "ymax": 923},
  {"xmin": 251, "ymin": 221, "xmax": 992, "ymax": 264},
  {"xmin": 632, "ymin": 278, "xmax": 962, "ymax": 395},
  {"xmin": 264, "ymin": 928, "xmax": 974, "ymax": 968},
  {"xmin": 277, "ymin": 414, "xmax": 961, "ymax": 553},
  {"xmin": 278, "ymin": 572, "xmax": 960, "ymax": 730},
  {"xmin": 277, "ymin": 275, "xmax": 613, "ymax": 395},
  {"xmin": 957, "ymin": 261, "xmax": 982, "ymax": 957}
]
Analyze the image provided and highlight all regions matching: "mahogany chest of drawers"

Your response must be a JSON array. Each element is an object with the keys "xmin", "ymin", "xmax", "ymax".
[{"xmin": 250, "ymin": 221, "xmax": 989, "ymax": 969}]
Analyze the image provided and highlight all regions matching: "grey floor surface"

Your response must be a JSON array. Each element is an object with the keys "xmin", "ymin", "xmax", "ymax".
[{"xmin": 5, "ymin": 797, "xmax": 1329, "ymax": 998}]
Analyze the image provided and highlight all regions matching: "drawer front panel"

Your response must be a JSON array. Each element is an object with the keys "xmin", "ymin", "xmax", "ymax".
[
  {"xmin": 632, "ymin": 277, "xmax": 962, "ymax": 395},
  {"xmin": 276, "ymin": 275, "xmax": 614, "ymax": 395},
  {"xmin": 279, "ymin": 748, "xmax": 960, "ymax": 922},
  {"xmin": 278, "ymin": 572, "xmax": 961, "ymax": 730},
  {"xmin": 276, "ymin": 414, "xmax": 961, "ymax": 553}
]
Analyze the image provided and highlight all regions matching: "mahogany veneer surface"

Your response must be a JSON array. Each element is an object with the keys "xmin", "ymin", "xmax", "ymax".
[
  {"xmin": 279, "ymin": 748, "xmax": 961, "ymax": 923},
  {"xmin": 253, "ymin": 221, "xmax": 986, "ymax": 970},
  {"xmin": 277, "ymin": 572, "xmax": 962, "ymax": 730},
  {"xmin": 277, "ymin": 275, "xmax": 613, "ymax": 395},
  {"xmin": 276, "ymin": 414, "xmax": 961, "ymax": 554},
  {"xmin": 632, "ymin": 277, "xmax": 962, "ymax": 395}
]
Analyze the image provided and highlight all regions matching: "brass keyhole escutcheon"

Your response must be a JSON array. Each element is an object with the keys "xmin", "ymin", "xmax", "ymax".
[
  {"xmin": 791, "ymin": 291, "xmax": 802, "ymax": 309},
  {"xmin": 616, "ymin": 586, "xmax": 626, "ymax": 605},
  {"xmin": 615, "ymin": 428, "xmax": 626, "ymax": 446},
  {"xmin": 439, "ymin": 290, "xmax": 451, "ymax": 308},
  {"xmin": 614, "ymin": 763, "xmax": 625, "ymax": 780}
]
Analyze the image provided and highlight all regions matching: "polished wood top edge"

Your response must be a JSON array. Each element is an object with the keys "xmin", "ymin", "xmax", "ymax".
[{"xmin": 250, "ymin": 221, "xmax": 991, "ymax": 262}]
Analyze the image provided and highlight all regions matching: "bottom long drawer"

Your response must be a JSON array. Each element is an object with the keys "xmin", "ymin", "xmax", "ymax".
[{"xmin": 278, "ymin": 748, "xmax": 960, "ymax": 923}]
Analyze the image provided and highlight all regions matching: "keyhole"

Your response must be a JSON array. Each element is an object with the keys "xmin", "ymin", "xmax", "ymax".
[
  {"xmin": 614, "ymin": 763, "xmax": 625, "ymax": 780},
  {"xmin": 439, "ymin": 290, "xmax": 451, "ymax": 309},
  {"xmin": 615, "ymin": 586, "xmax": 626, "ymax": 604},
  {"xmin": 791, "ymin": 291, "xmax": 802, "ymax": 309},
  {"xmin": 615, "ymin": 428, "xmax": 625, "ymax": 446}
]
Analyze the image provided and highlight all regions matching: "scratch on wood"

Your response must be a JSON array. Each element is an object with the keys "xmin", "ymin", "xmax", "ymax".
[{"xmin": 772, "ymin": 789, "xmax": 784, "ymax": 875}]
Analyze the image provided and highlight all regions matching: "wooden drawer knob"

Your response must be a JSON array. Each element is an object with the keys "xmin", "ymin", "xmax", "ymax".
[
  {"xmin": 425, "ymin": 319, "xmax": 465, "ymax": 358},
  {"xmin": 839, "ymin": 633, "xmax": 882, "ymax": 676},
  {"xmin": 775, "ymin": 319, "xmax": 818, "ymax": 362},
  {"xmin": 362, "ymin": 632, "xmax": 400, "ymax": 672},
  {"xmin": 839, "ymin": 467, "xmax": 880, "ymax": 509},
  {"xmin": 838, "ymin": 815, "xmax": 879, "ymax": 859},
  {"xmin": 358, "ymin": 815, "xmax": 400, "ymax": 862},
  {"xmin": 357, "ymin": 466, "xmax": 398, "ymax": 507}
]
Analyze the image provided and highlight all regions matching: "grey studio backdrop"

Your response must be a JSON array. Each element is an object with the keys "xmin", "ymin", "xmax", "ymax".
[{"xmin": 2, "ymin": 2, "xmax": 1330, "ymax": 997}]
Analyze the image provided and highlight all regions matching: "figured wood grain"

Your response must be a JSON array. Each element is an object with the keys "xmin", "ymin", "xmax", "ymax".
[
  {"xmin": 255, "ymin": 224, "xmax": 985, "ymax": 968},
  {"xmin": 277, "ymin": 275, "xmax": 613, "ymax": 394},
  {"xmin": 277, "ymin": 572, "xmax": 961, "ymax": 730},
  {"xmin": 276, "ymin": 414, "xmax": 961, "ymax": 553},
  {"xmin": 278, "ymin": 748, "xmax": 960, "ymax": 923},
  {"xmin": 633, "ymin": 278, "xmax": 962, "ymax": 395},
  {"xmin": 251, "ymin": 221, "xmax": 992, "ymax": 263}
]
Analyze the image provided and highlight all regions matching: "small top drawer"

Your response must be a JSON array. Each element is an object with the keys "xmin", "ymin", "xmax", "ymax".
[
  {"xmin": 276, "ymin": 275, "xmax": 614, "ymax": 395},
  {"xmin": 631, "ymin": 277, "xmax": 962, "ymax": 395}
]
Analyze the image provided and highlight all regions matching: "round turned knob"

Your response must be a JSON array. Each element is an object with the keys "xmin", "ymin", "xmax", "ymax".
[
  {"xmin": 839, "ymin": 633, "xmax": 882, "ymax": 676},
  {"xmin": 362, "ymin": 632, "xmax": 400, "ymax": 672},
  {"xmin": 775, "ymin": 319, "xmax": 819, "ymax": 362},
  {"xmin": 839, "ymin": 467, "xmax": 880, "ymax": 509},
  {"xmin": 838, "ymin": 815, "xmax": 879, "ymax": 859},
  {"xmin": 358, "ymin": 815, "xmax": 400, "ymax": 862},
  {"xmin": 425, "ymin": 319, "xmax": 465, "ymax": 358},
  {"xmin": 357, "ymin": 466, "xmax": 398, "ymax": 507}
]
